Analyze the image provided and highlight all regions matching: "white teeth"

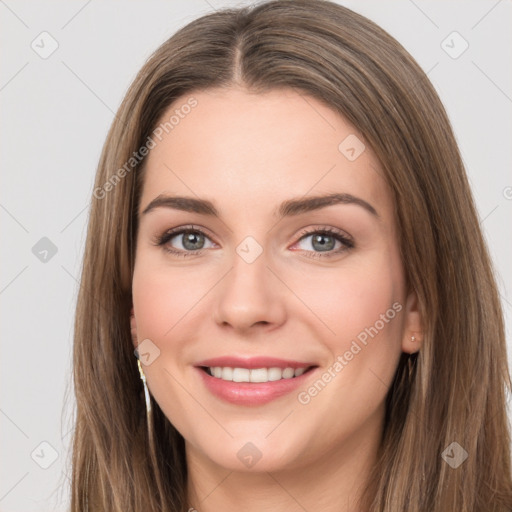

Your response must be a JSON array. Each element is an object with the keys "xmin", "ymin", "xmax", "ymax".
[
  {"xmin": 250, "ymin": 368, "xmax": 268, "ymax": 383},
  {"xmin": 221, "ymin": 367, "xmax": 233, "ymax": 381},
  {"xmin": 207, "ymin": 366, "xmax": 309, "ymax": 382},
  {"xmin": 232, "ymin": 368, "xmax": 250, "ymax": 382},
  {"xmin": 282, "ymin": 367, "xmax": 295, "ymax": 379},
  {"xmin": 268, "ymin": 367, "xmax": 282, "ymax": 381}
]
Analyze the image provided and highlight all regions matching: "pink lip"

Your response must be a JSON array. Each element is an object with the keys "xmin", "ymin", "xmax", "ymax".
[
  {"xmin": 194, "ymin": 357, "xmax": 318, "ymax": 406},
  {"xmin": 195, "ymin": 356, "xmax": 314, "ymax": 369}
]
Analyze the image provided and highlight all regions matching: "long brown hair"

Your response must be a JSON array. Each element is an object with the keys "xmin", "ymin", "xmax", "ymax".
[{"xmin": 70, "ymin": 1, "xmax": 512, "ymax": 510}]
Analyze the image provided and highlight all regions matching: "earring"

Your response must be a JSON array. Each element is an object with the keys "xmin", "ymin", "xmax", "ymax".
[
  {"xmin": 135, "ymin": 354, "xmax": 159, "ymax": 480},
  {"xmin": 411, "ymin": 335, "xmax": 416, "ymax": 343},
  {"xmin": 137, "ymin": 357, "xmax": 152, "ymax": 414}
]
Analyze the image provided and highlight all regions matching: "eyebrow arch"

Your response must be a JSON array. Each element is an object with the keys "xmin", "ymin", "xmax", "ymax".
[{"xmin": 141, "ymin": 192, "xmax": 379, "ymax": 219}]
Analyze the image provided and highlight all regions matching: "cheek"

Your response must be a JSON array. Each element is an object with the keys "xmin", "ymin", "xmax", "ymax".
[
  {"xmin": 329, "ymin": 265, "xmax": 401, "ymax": 344},
  {"xmin": 132, "ymin": 255, "xmax": 207, "ymax": 342},
  {"xmin": 131, "ymin": 256, "xmax": 206, "ymax": 435},
  {"xmin": 288, "ymin": 252, "xmax": 404, "ymax": 442},
  {"xmin": 288, "ymin": 249, "xmax": 405, "ymax": 404},
  {"xmin": 291, "ymin": 250, "xmax": 405, "ymax": 422},
  {"xmin": 293, "ymin": 253, "xmax": 403, "ymax": 346}
]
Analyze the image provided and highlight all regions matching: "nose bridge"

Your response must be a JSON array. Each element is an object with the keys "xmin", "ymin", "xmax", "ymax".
[
  {"xmin": 212, "ymin": 234, "xmax": 286, "ymax": 330},
  {"xmin": 232, "ymin": 235, "xmax": 269, "ymax": 287},
  {"xmin": 228, "ymin": 235, "xmax": 272, "ymax": 304}
]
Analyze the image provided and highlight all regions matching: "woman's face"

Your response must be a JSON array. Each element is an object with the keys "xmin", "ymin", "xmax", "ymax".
[{"xmin": 131, "ymin": 86, "xmax": 421, "ymax": 473}]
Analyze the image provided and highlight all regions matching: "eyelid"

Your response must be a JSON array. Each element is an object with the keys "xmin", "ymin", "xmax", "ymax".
[
  {"xmin": 152, "ymin": 224, "xmax": 217, "ymax": 246},
  {"xmin": 295, "ymin": 226, "xmax": 354, "ymax": 246}
]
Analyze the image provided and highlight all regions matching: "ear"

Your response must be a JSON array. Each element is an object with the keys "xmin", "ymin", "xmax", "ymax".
[
  {"xmin": 401, "ymin": 290, "xmax": 423, "ymax": 354},
  {"xmin": 130, "ymin": 306, "xmax": 138, "ymax": 349}
]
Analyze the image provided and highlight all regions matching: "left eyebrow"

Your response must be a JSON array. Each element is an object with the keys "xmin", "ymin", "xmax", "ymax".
[
  {"xmin": 277, "ymin": 193, "xmax": 379, "ymax": 218},
  {"xmin": 140, "ymin": 192, "xmax": 379, "ymax": 219}
]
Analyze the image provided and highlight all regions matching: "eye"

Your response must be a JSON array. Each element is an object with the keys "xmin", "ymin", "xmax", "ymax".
[
  {"xmin": 154, "ymin": 225, "xmax": 215, "ymax": 257},
  {"xmin": 292, "ymin": 227, "xmax": 354, "ymax": 259}
]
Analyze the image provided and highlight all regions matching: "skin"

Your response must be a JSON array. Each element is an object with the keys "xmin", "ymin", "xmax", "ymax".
[{"xmin": 131, "ymin": 86, "xmax": 423, "ymax": 512}]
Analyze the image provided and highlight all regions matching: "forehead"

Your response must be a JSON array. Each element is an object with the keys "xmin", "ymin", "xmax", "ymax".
[{"xmin": 139, "ymin": 87, "xmax": 392, "ymax": 221}]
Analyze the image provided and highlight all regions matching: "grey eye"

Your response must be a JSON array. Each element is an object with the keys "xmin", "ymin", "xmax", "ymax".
[
  {"xmin": 169, "ymin": 231, "xmax": 213, "ymax": 251},
  {"xmin": 297, "ymin": 233, "xmax": 341, "ymax": 252}
]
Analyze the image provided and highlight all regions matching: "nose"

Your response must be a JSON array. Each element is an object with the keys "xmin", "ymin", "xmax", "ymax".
[{"xmin": 212, "ymin": 248, "xmax": 287, "ymax": 334}]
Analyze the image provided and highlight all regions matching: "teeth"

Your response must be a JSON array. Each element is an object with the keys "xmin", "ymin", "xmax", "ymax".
[
  {"xmin": 250, "ymin": 368, "xmax": 268, "ymax": 383},
  {"xmin": 221, "ymin": 367, "xmax": 233, "ymax": 381},
  {"xmin": 282, "ymin": 368, "xmax": 295, "ymax": 379},
  {"xmin": 233, "ymin": 368, "xmax": 250, "ymax": 382},
  {"xmin": 207, "ymin": 366, "xmax": 308, "ymax": 382}
]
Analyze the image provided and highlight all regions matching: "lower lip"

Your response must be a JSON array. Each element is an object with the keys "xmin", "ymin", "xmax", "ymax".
[{"xmin": 196, "ymin": 367, "xmax": 316, "ymax": 406}]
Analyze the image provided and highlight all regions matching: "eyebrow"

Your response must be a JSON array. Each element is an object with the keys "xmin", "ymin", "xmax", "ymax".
[{"xmin": 141, "ymin": 192, "xmax": 379, "ymax": 219}]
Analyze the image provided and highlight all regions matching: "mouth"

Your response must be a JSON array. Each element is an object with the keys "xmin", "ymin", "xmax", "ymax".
[{"xmin": 194, "ymin": 357, "xmax": 319, "ymax": 406}]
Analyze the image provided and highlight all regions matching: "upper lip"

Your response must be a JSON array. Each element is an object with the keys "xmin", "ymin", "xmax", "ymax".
[{"xmin": 195, "ymin": 356, "xmax": 316, "ymax": 370}]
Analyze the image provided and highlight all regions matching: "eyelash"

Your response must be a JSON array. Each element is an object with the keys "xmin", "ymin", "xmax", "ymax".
[{"xmin": 153, "ymin": 224, "xmax": 355, "ymax": 259}]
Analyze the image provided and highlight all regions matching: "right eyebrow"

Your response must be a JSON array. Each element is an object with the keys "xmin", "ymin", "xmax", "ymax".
[{"xmin": 141, "ymin": 195, "xmax": 218, "ymax": 216}]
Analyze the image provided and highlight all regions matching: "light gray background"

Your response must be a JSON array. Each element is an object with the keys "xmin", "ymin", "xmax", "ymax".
[{"xmin": 1, "ymin": 0, "xmax": 511, "ymax": 510}]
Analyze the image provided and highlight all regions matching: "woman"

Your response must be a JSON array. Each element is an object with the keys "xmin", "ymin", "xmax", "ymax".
[{"xmin": 70, "ymin": 0, "xmax": 512, "ymax": 510}]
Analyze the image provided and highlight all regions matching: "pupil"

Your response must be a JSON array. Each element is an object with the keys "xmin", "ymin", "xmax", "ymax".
[{"xmin": 313, "ymin": 234, "xmax": 334, "ymax": 252}]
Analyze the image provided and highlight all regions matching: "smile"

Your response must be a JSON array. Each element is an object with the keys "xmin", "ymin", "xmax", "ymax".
[
  {"xmin": 194, "ymin": 357, "xmax": 318, "ymax": 406},
  {"xmin": 203, "ymin": 366, "xmax": 309, "ymax": 382}
]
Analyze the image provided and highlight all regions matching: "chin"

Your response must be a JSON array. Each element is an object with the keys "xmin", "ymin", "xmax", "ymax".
[{"xmin": 189, "ymin": 435, "xmax": 306, "ymax": 473}]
